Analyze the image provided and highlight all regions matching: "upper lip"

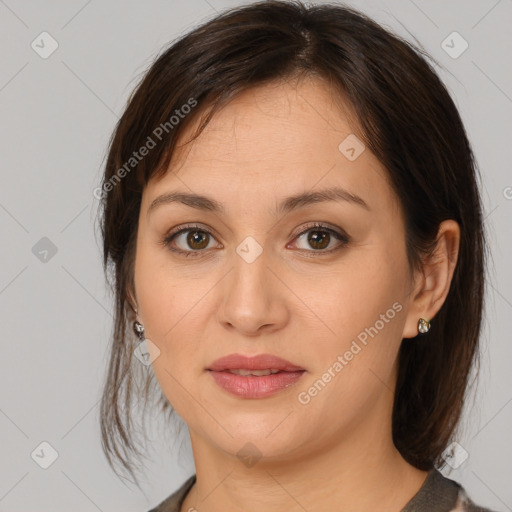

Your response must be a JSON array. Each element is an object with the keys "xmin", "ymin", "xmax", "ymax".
[{"xmin": 207, "ymin": 353, "xmax": 305, "ymax": 372}]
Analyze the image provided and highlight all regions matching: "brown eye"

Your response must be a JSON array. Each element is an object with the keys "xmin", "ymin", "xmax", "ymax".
[
  {"xmin": 185, "ymin": 230, "xmax": 210, "ymax": 250},
  {"xmin": 306, "ymin": 230, "xmax": 331, "ymax": 250},
  {"xmin": 163, "ymin": 224, "xmax": 219, "ymax": 256},
  {"xmin": 292, "ymin": 223, "xmax": 349, "ymax": 253}
]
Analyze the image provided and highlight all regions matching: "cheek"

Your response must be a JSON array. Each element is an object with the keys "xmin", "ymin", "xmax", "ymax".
[
  {"xmin": 133, "ymin": 241, "xmax": 216, "ymax": 394},
  {"xmin": 294, "ymin": 293, "xmax": 405, "ymax": 433},
  {"xmin": 134, "ymin": 231, "xmax": 199, "ymax": 327},
  {"xmin": 134, "ymin": 255, "xmax": 205, "ymax": 414},
  {"xmin": 299, "ymin": 248, "xmax": 408, "ymax": 393},
  {"xmin": 304, "ymin": 248, "xmax": 406, "ymax": 341},
  {"xmin": 134, "ymin": 242, "xmax": 188, "ymax": 356}
]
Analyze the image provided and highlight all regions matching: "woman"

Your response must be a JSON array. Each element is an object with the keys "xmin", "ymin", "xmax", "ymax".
[{"xmin": 96, "ymin": 1, "xmax": 496, "ymax": 510}]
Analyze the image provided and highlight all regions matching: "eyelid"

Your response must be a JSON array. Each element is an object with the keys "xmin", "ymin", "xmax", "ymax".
[
  {"xmin": 289, "ymin": 221, "xmax": 347, "ymax": 241},
  {"xmin": 164, "ymin": 222, "xmax": 219, "ymax": 240}
]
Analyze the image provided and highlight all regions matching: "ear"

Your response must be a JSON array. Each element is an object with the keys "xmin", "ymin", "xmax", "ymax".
[{"xmin": 402, "ymin": 219, "xmax": 460, "ymax": 339}]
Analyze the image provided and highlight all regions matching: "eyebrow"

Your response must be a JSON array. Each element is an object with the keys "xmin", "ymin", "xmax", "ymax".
[{"xmin": 147, "ymin": 186, "xmax": 370, "ymax": 217}]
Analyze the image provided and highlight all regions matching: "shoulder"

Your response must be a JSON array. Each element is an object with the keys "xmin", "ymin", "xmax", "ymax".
[
  {"xmin": 401, "ymin": 468, "xmax": 498, "ymax": 512},
  {"xmin": 453, "ymin": 486, "xmax": 499, "ymax": 512},
  {"xmin": 437, "ymin": 471, "xmax": 498, "ymax": 512},
  {"xmin": 147, "ymin": 474, "xmax": 196, "ymax": 512}
]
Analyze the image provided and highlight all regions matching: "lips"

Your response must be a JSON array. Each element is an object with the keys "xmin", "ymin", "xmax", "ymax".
[
  {"xmin": 207, "ymin": 353, "xmax": 305, "ymax": 373},
  {"xmin": 206, "ymin": 353, "xmax": 306, "ymax": 398}
]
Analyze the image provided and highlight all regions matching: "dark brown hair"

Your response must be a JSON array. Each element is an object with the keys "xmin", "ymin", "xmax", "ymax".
[{"xmin": 96, "ymin": 0, "xmax": 487, "ymax": 486}]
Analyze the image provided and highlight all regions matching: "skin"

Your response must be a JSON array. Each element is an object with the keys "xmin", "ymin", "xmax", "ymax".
[{"xmin": 131, "ymin": 75, "xmax": 460, "ymax": 512}]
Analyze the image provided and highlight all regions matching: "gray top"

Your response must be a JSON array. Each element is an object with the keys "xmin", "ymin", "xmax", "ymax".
[{"xmin": 147, "ymin": 468, "xmax": 497, "ymax": 512}]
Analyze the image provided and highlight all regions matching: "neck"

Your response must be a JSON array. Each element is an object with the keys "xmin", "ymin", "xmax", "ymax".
[{"xmin": 181, "ymin": 408, "xmax": 428, "ymax": 512}]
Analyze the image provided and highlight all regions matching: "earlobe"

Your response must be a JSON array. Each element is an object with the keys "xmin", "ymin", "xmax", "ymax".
[{"xmin": 402, "ymin": 219, "xmax": 460, "ymax": 339}]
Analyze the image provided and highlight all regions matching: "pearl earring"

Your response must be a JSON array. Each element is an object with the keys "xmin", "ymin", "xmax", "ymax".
[{"xmin": 417, "ymin": 318, "xmax": 431, "ymax": 334}]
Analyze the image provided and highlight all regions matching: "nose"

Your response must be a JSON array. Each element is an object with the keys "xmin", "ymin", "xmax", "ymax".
[{"xmin": 216, "ymin": 243, "xmax": 290, "ymax": 337}]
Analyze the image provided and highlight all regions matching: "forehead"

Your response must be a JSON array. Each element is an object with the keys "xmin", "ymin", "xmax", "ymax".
[
  {"xmin": 171, "ymin": 77, "xmax": 362, "ymax": 169},
  {"xmin": 143, "ymin": 77, "xmax": 397, "ymax": 217}
]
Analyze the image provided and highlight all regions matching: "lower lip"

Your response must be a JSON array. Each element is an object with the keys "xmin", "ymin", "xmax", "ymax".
[{"xmin": 208, "ymin": 370, "xmax": 306, "ymax": 398}]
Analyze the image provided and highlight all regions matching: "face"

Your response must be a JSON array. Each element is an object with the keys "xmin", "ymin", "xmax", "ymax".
[{"xmin": 133, "ymin": 76, "xmax": 416, "ymax": 464}]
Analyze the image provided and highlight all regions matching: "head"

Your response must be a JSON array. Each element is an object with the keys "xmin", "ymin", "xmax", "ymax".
[{"xmin": 97, "ymin": 0, "xmax": 486, "ymax": 486}]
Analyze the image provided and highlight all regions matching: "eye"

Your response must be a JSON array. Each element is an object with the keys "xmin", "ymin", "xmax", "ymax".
[
  {"xmin": 289, "ymin": 222, "xmax": 350, "ymax": 253},
  {"xmin": 162, "ymin": 224, "xmax": 221, "ymax": 257}
]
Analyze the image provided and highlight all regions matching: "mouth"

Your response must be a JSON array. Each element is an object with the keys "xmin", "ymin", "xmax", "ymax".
[{"xmin": 206, "ymin": 353, "xmax": 306, "ymax": 398}]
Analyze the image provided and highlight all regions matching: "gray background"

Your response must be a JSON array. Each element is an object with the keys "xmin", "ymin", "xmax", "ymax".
[{"xmin": 0, "ymin": 0, "xmax": 511, "ymax": 510}]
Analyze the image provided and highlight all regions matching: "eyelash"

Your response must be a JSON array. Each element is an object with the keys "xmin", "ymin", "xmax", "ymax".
[{"xmin": 160, "ymin": 222, "xmax": 350, "ymax": 258}]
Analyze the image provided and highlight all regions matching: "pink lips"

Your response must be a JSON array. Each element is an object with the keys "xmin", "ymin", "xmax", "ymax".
[{"xmin": 206, "ymin": 353, "xmax": 306, "ymax": 399}]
